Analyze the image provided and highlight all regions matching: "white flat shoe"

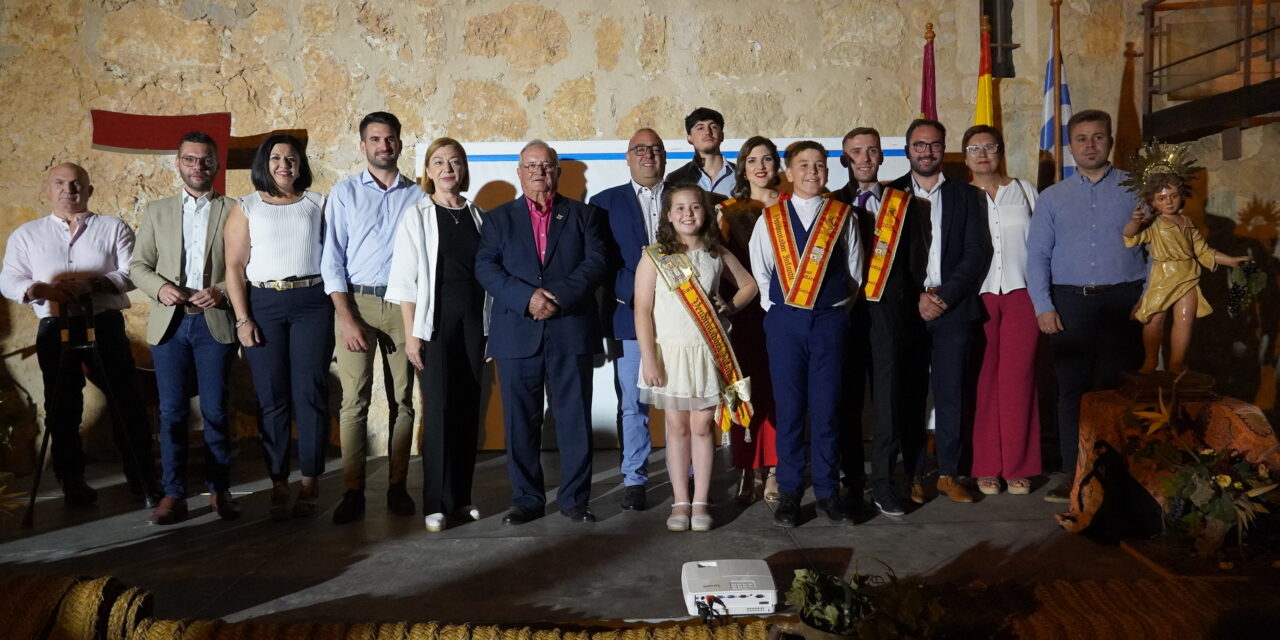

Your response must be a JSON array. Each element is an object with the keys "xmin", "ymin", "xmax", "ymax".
[
  {"xmin": 667, "ymin": 502, "xmax": 691, "ymax": 532},
  {"xmin": 463, "ymin": 505, "xmax": 481, "ymax": 521},
  {"xmin": 425, "ymin": 512, "xmax": 446, "ymax": 532},
  {"xmin": 691, "ymin": 501, "xmax": 713, "ymax": 532}
]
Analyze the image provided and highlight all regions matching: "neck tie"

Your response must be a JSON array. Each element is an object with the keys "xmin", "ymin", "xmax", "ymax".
[{"xmin": 855, "ymin": 190, "xmax": 871, "ymax": 209}]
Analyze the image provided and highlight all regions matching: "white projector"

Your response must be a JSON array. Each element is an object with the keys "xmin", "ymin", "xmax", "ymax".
[{"xmin": 681, "ymin": 559, "xmax": 777, "ymax": 616}]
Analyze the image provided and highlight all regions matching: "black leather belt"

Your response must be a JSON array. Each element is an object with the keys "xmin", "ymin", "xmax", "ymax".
[
  {"xmin": 183, "ymin": 304, "xmax": 204, "ymax": 315},
  {"xmin": 1053, "ymin": 280, "xmax": 1141, "ymax": 297},
  {"xmin": 349, "ymin": 284, "xmax": 387, "ymax": 297}
]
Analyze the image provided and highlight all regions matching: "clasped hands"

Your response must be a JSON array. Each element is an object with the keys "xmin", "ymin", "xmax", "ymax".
[
  {"xmin": 159, "ymin": 282, "xmax": 223, "ymax": 308},
  {"xmin": 527, "ymin": 287, "xmax": 559, "ymax": 320},
  {"xmin": 29, "ymin": 277, "xmax": 113, "ymax": 303},
  {"xmin": 918, "ymin": 291, "xmax": 948, "ymax": 321}
]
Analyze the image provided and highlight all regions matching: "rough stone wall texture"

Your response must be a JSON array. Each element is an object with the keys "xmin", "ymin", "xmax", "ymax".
[{"xmin": 1, "ymin": 0, "xmax": 1274, "ymax": 474}]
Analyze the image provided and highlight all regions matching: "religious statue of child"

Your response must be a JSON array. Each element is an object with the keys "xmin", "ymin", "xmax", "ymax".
[{"xmin": 1121, "ymin": 143, "xmax": 1250, "ymax": 374}]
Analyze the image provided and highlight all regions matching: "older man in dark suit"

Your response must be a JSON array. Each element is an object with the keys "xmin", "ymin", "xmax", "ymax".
[
  {"xmin": 887, "ymin": 119, "xmax": 992, "ymax": 505},
  {"xmin": 475, "ymin": 140, "xmax": 609, "ymax": 525}
]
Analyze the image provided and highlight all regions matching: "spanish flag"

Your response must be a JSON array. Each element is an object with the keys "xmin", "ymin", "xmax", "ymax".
[{"xmin": 973, "ymin": 17, "xmax": 994, "ymax": 126}]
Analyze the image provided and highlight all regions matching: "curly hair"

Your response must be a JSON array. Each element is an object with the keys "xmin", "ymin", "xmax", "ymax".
[
  {"xmin": 1141, "ymin": 172, "xmax": 1191, "ymax": 204},
  {"xmin": 730, "ymin": 136, "xmax": 780, "ymax": 201},
  {"xmin": 654, "ymin": 184, "xmax": 722, "ymax": 257}
]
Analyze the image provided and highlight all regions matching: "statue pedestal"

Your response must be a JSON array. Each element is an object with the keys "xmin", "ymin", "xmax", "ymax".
[{"xmin": 1055, "ymin": 389, "xmax": 1280, "ymax": 536}]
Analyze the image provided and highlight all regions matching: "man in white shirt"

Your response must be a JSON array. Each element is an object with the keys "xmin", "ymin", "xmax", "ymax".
[
  {"xmin": 0, "ymin": 163, "xmax": 159, "ymax": 508},
  {"xmin": 590, "ymin": 128, "xmax": 667, "ymax": 512},
  {"xmin": 131, "ymin": 132, "xmax": 240, "ymax": 524},
  {"xmin": 321, "ymin": 112, "xmax": 424, "ymax": 524},
  {"xmin": 748, "ymin": 140, "xmax": 862, "ymax": 527},
  {"xmin": 886, "ymin": 120, "xmax": 992, "ymax": 505}
]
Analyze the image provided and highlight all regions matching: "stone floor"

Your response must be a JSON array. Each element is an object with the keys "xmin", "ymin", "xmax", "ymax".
[{"xmin": 0, "ymin": 447, "xmax": 1158, "ymax": 626}]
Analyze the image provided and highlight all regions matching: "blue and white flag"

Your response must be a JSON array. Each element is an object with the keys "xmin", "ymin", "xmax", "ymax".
[{"xmin": 1040, "ymin": 27, "xmax": 1077, "ymax": 179}]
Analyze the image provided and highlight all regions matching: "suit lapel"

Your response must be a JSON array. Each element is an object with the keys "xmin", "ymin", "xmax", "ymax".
[
  {"xmin": 939, "ymin": 181, "xmax": 957, "ymax": 273},
  {"xmin": 514, "ymin": 197, "xmax": 540, "ymax": 267},
  {"xmin": 625, "ymin": 187, "xmax": 647, "ymax": 247},
  {"xmin": 542, "ymin": 196, "xmax": 569, "ymax": 265}
]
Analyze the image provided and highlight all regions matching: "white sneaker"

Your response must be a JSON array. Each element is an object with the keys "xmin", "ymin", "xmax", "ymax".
[
  {"xmin": 464, "ymin": 505, "xmax": 481, "ymax": 521},
  {"xmin": 425, "ymin": 512, "xmax": 446, "ymax": 532}
]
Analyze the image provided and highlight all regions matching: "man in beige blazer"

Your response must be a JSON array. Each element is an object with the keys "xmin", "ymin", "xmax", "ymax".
[{"xmin": 130, "ymin": 132, "xmax": 240, "ymax": 525}]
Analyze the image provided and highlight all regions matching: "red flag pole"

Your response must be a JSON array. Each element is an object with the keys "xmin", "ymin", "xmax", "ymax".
[{"xmin": 1052, "ymin": 0, "xmax": 1064, "ymax": 182}]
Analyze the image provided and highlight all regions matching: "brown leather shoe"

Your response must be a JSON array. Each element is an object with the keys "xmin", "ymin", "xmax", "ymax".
[
  {"xmin": 210, "ymin": 490, "xmax": 241, "ymax": 520},
  {"xmin": 937, "ymin": 476, "xmax": 974, "ymax": 503},
  {"xmin": 148, "ymin": 497, "xmax": 189, "ymax": 525},
  {"xmin": 910, "ymin": 480, "xmax": 926, "ymax": 505}
]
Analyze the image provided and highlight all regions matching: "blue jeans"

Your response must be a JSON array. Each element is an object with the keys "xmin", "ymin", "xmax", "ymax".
[
  {"xmin": 150, "ymin": 313, "xmax": 236, "ymax": 498},
  {"xmin": 613, "ymin": 339, "xmax": 650, "ymax": 486}
]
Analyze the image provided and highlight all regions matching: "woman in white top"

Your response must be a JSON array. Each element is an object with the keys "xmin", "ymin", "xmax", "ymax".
[
  {"xmin": 385, "ymin": 137, "xmax": 488, "ymax": 533},
  {"xmin": 224, "ymin": 134, "xmax": 334, "ymax": 520},
  {"xmin": 964, "ymin": 125, "xmax": 1041, "ymax": 497}
]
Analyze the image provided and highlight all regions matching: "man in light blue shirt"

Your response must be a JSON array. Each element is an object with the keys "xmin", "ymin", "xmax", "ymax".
[
  {"xmin": 321, "ymin": 111, "xmax": 424, "ymax": 524},
  {"xmin": 1026, "ymin": 109, "xmax": 1146, "ymax": 502},
  {"xmin": 665, "ymin": 107, "xmax": 736, "ymax": 197}
]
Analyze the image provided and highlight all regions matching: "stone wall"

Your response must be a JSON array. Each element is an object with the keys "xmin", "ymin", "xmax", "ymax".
[{"xmin": 2, "ymin": 0, "xmax": 1273, "ymax": 474}]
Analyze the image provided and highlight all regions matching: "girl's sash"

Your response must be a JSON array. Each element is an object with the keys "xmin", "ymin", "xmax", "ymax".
[
  {"xmin": 863, "ymin": 188, "xmax": 911, "ymax": 301},
  {"xmin": 762, "ymin": 198, "xmax": 851, "ymax": 309},
  {"xmin": 644, "ymin": 244, "xmax": 752, "ymax": 433}
]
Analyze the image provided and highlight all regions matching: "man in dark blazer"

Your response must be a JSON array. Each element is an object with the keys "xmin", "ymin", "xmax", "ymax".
[
  {"xmin": 829, "ymin": 127, "xmax": 928, "ymax": 517},
  {"xmin": 475, "ymin": 140, "xmax": 609, "ymax": 524},
  {"xmin": 589, "ymin": 128, "xmax": 667, "ymax": 512},
  {"xmin": 131, "ymin": 131, "xmax": 239, "ymax": 524},
  {"xmin": 887, "ymin": 119, "xmax": 992, "ymax": 504},
  {"xmin": 664, "ymin": 107, "xmax": 736, "ymax": 198}
]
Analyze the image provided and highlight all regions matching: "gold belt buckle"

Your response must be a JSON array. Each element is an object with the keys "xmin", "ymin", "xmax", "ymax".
[{"xmin": 273, "ymin": 280, "xmax": 288, "ymax": 291}]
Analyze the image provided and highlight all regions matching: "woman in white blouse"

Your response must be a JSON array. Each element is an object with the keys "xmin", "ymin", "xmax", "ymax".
[
  {"xmin": 224, "ymin": 134, "xmax": 334, "ymax": 520},
  {"xmin": 963, "ymin": 125, "xmax": 1041, "ymax": 497},
  {"xmin": 385, "ymin": 137, "xmax": 489, "ymax": 533}
]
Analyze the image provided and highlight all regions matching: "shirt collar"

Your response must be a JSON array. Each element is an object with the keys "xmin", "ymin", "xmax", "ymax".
[
  {"xmin": 49, "ymin": 211, "xmax": 94, "ymax": 229},
  {"xmin": 525, "ymin": 194, "xmax": 556, "ymax": 216},
  {"xmin": 360, "ymin": 169, "xmax": 410, "ymax": 191},
  {"xmin": 1075, "ymin": 163, "xmax": 1115, "ymax": 186},
  {"xmin": 857, "ymin": 182, "xmax": 883, "ymax": 199},
  {"xmin": 181, "ymin": 189, "xmax": 211, "ymax": 205},
  {"xmin": 910, "ymin": 172, "xmax": 946, "ymax": 196},
  {"xmin": 631, "ymin": 180, "xmax": 662, "ymax": 196}
]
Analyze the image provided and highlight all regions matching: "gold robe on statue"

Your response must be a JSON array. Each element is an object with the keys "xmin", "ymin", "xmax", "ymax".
[{"xmin": 1124, "ymin": 216, "xmax": 1216, "ymax": 324}]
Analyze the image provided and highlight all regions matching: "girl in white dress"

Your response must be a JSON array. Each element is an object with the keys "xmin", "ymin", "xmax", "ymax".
[{"xmin": 634, "ymin": 185, "xmax": 758, "ymax": 532}]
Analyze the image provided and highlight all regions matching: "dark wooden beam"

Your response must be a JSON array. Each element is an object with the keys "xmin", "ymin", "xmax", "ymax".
[{"xmin": 1143, "ymin": 77, "xmax": 1280, "ymax": 142}]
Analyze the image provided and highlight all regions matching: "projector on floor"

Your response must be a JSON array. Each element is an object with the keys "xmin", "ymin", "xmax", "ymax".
[{"xmin": 681, "ymin": 559, "xmax": 777, "ymax": 616}]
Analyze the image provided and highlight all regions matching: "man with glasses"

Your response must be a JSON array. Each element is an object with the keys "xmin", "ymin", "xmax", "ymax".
[
  {"xmin": 590, "ymin": 128, "xmax": 667, "ymax": 512},
  {"xmin": 666, "ymin": 107, "xmax": 736, "ymax": 198},
  {"xmin": 321, "ymin": 112, "xmax": 424, "ymax": 524},
  {"xmin": 476, "ymin": 140, "xmax": 609, "ymax": 525},
  {"xmin": 887, "ymin": 119, "xmax": 992, "ymax": 505},
  {"xmin": 2, "ymin": 163, "xmax": 160, "ymax": 510},
  {"xmin": 131, "ymin": 132, "xmax": 240, "ymax": 524},
  {"xmin": 1027, "ymin": 109, "xmax": 1145, "ymax": 502}
]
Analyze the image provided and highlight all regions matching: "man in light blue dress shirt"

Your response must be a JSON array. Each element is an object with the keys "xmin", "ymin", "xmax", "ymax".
[
  {"xmin": 664, "ymin": 107, "xmax": 736, "ymax": 198},
  {"xmin": 1026, "ymin": 109, "xmax": 1146, "ymax": 502},
  {"xmin": 321, "ymin": 111, "xmax": 424, "ymax": 524}
]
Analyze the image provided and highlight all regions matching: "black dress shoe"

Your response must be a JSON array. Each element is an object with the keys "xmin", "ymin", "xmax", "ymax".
[
  {"xmin": 816, "ymin": 496, "xmax": 853, "ymax": 524},
  {"xmin": 620, "ymin": 485, "xmax": 646, "ymax": 511},
  {"xmin": 61, "ymin": 477, "xmax": 98, "ymax": 507},
  {"xmin": 332, "ymin": 490, "xmax": 366, "ymax": 525},
  {"xmin": 210, "ymin": 490, "xmax": 241, "ymax": 520},
  {"xmin": 561, "ymin": 505, "xmax": 596, "ymax": 523},
  {"xmin": 871, "ymin": 489, "xmax": 906, "ymax": 517},
  {"xmin": 773, "ymin": 492, "xmax": 802, "ymax": 528},
  {"xmin": 386, "ymin": 482, "xmax": 416, "ymax": 516},
  {"xmin": 502, "ymin": 506, "xmax": 542, "ymax": 525},
  {"xmin": 147, "ymin": 497, "xmax": 188, "ymax": 525}
]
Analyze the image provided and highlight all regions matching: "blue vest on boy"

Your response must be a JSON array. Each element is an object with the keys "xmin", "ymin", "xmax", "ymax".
[{"xmin": 768, "ymin": 200, "xmax": 849, "ymax": 310}]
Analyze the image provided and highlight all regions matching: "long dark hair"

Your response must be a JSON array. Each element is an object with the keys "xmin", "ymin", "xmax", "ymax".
[
  {"xmin": 731, "ymin": 136, "xmax": 780, "ymax": 201},
  {"xmin": 655, "ymin": 184, "xmax": 722, "ymax": 257},
  {"xmin": 250, "ymin": 133, "xmax": 313, "ymax": 197}
]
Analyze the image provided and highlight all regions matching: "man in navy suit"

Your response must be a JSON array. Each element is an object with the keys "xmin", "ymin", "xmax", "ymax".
[
  {"xmin": 589, "ymin": 128, "xmax": 667, "ymax": 512},
  {"xmin": 887, "ymin": 119, "xmax": 992, "ymax": 504},
  {"xmin": 475, "ymin": 140, "xmax": 609, "ymax": 524}
]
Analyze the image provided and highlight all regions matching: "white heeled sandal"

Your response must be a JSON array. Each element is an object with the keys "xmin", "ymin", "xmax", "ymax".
[
  {"xmin": 667, "ymin": 502, "xmax": 691, "ymax": 532},
  {"xmin": 690, "ymin": 501, "xmax": 713, "ymax": 532}
]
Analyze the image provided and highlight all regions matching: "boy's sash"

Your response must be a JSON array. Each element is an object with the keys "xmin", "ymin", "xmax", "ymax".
[
  {"xmin": 863, "ymin": 188, "xmax": 911, "ymax": 302},
  {"xmin": 762, "ymin": 197, "xmax": 851, "ymax": 309},
  {"xmin": 644, "ymin": 245, "xmax": 752, "ymax": 433}
]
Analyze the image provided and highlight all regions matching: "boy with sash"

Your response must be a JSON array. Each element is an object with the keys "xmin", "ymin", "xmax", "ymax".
[
  {"xmin": 747, "ymin": 140, "xmax": 863, "ymax": 527},
  {"xmin": 830, "ymin": 128, "xmax": 928, "ymax": 516}
]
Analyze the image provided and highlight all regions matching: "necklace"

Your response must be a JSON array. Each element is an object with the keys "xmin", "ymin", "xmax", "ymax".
[{"xmin": 436, "ymin": 200, "xmax": 464, "ymax": 225}]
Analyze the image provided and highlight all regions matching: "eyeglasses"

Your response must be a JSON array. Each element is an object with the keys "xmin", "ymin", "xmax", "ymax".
[
  {"xmin": 179, "ymin": 155, "xmax": 217, "ymax": 168},
  {"xmin": 964, "ymin": 144, "xmax": 1000, "ymax": 154},
  {"xmin": 909, "ymin": 141, "xmax": 944, "ymax": 152},
  {"xmin": 628, "ymin": 145, "xmax": 665, "ymax": 156},
  {"xmin": 520, "ymin": 162, "xmax": 558, "ymax": 173}
]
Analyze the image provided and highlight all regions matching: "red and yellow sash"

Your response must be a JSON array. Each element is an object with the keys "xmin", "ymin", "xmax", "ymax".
[
  {"xmin": 863, "ymin": 188, "xmax": 910, "ymax": 302},
  {"xmin": 644, "ymin": 245, "xmax": 752, "ymax": 433},
  {"xmin": 762, "ymin": 197, "xmax": 851, "ymax": 309}
]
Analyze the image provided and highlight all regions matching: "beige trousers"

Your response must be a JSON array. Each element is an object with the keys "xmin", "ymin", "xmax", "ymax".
[{"xmin": 334, "ymin": 292, "xmax": 416, "ymax": 490}]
